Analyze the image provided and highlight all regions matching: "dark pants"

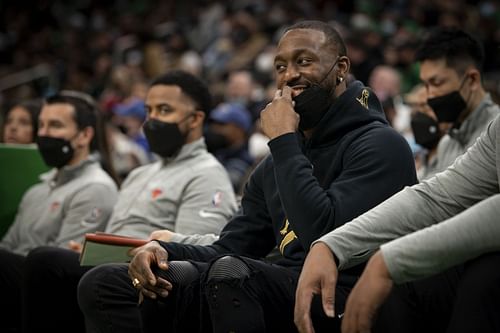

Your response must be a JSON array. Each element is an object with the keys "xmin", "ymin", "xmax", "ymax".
[
  {"xmin": 78, "ymin": 255, "xmax": 351, "ymax": 333},
  {"xmin": 0, "ymin": 248, "xmax": 24, "ymax": 333},
  {"xmin": 447, "ymin": 252, "xmax": 500, "ymax": 333},
  {"xmin": 22, "ymin": 246, "xmax": 93, "ymax": 333},
  {"xmin": 374, "ymin": 252, "xmax": 500, "ymax": 333},
  {"xmin": 78, "ymin": 263, "xmax": 142, "ymax": 333}
]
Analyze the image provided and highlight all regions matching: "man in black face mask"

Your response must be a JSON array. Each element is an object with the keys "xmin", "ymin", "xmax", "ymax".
[
  {"xmin": 16, "ymin": 71, "xmax": 237, "ymax": 333},
  {"xmin": 415, "ymin": 27, "xmax": 500, "ymax": 180},
  {"xmin": 407, "ymin": 84, "xmax": 444, "ymax": 180},
  {"xmin": 77, "ymin": 20, "xmax": 417, "ymax": 333},
  {"xmin": 204, "ymin": 102, "xmax": 254, "ymax": 195},
  {"xmin": 0, "ymin": 91, "xmax": 119, "ymax": 332}
]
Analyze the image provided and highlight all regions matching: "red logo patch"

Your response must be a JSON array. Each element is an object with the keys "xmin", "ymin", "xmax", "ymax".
[
  {"xmin": 151, "ymin": 188, "xmax": 163, "ymax": 200},
  {"xmin": 50, "ymin": 201, "xmax": 60, "ymax": 212}
]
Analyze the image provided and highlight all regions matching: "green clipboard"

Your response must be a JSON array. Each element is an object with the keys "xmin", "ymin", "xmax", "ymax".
[{"xmin": 0, "ymin": 143, "xmax": 49, "ymax": 237}]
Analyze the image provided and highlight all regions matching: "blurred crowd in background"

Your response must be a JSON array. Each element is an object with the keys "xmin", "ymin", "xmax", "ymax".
[{"xmin": 1, "ymin": 0, "xmax": 499, "ymax": 192}]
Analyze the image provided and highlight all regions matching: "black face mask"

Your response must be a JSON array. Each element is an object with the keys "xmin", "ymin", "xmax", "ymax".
[
  {"xmin": 36, "ymin": 136, "xmax": 75, "ymax": 168},
  {"xmin": 427, "ymin": 76, "xmax": 468, "ymax": 123},
  {"xmin": 117, "ymin": 124, "xmax": 128, "ymax": 135},
  {"xmin": 410, "ymin": 112, "xmax": 442, "ymax": 150},
  {"xmin": 292, "ymin": 58, "xmax": 339, "ymax": 131},
  {"xmin": 204, "ymin": 128, "xmax": 230, "ymax": 153},
  {"xmin": 143, "ymin": 118, "xmax": 188, "ymax": 158}
]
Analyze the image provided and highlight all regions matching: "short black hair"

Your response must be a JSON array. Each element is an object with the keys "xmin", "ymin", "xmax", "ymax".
[
  {"xmin": 284, "ymin": 20, "xmax": 347, "ymax": 56},
  {"xmin": 44, "ymin": 90, "xmax": 118, "ymax": 184},
  {"xmin": 415, "ymin": 27, "xmax": 484, "ymax": 74},
  {"xmin": 150, "ymin": 70, "xmax": 212, "ymax": 116},
  {"xmin": 45, "ymin": 91, "xmax": 99, "ymax": 150}
]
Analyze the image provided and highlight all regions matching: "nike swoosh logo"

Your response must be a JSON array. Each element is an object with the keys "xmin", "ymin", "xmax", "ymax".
[
  {"xmin": 198, "ymin": 210, "xmax": 220, "ymax": 219},
  {"xmin": 80, "ymin": 219, "xmax": 99, "ymax": 228}
]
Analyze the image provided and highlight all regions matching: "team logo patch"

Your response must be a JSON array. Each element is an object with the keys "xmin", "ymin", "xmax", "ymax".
[
  {"xmin": 90, "ymin": 207, "xmax": 101, "ymax": 220},
  {"xmin": 151, "ymin": 188, "xmax": 163, "ymax": 200},
  {"xmin": 50, "ymin": 201, "xmax": 60, "ymax": 212},
  {"xmin": 356, "ymin": 89, "xmax": 369, "ymax": 109},
  {"xmin": 212, "ymin": 191, "xmax": 223, "ymax": 207},
  {"xmin": 81, "ymin": 207, "xmax": 102, "ymax": 226},
  {"xmin": 279, "ymin": 219, "xmax": 297, "ymax": 254}
]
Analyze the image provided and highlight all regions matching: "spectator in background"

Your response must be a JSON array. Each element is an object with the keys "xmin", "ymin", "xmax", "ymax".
[
  {"xmin": 368, "ymin": 65, "xmax": 411, "ymax": 134},
  {"xmin": 415, "ymin": 27, "xmax": 500, "ymax": 180},
  {"xmin": 225, "ymin": 70, "xmax": 266, "ymax": 122},
  {"xmin": 406, "ymin": 84, "xmax": 444, "ymax": 180},
  {"xmin": 99, "ymin": 66, "xmax": 152, "ymax": 180},
  {"xmin": 248, "ymin": 118, "xmax": 270, "ymax": 163},
  {"xmin": 205, "ymin": 102, "xmax": 254, "ymax": 195},
  {"xmin": 98, "ymin": 65, "xmax": 147, "ymax": 117},
  {"xmin": 2, "ymin": 0, "xmax": 500, "ymax": 122},
  {"xmin": 392, "ymin": 37, "xmax": 421, "ymax": 94},
  {"xmin": 1, "ymin": 99, "xmax": 42, "ymax": 144},
  {"xmin": 0, "ymin": 91, "xmax": 119, "ymax": 333},
  {"xmin": 105, "ymin": 120, "xmax": 151, "ymax": 183},
  {"xmin": 202, "ymin": 9, "xmax": 269, "ymax": 83},
  {"xmin": 344, "ymin": 33, "xmax": 380, "ymax": 86},
  {"xmin": 112, "ymin": 97, "xmax": 151, "ymax": 159}
]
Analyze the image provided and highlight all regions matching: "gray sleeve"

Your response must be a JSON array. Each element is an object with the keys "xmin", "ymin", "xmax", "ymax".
[
  {"xmin": 381, "ymin": 193, "xmax": 500, "ymax": 283},
  {"xmin": 318, "ymin": 116, "xmax": 499, "ymax": 270},
  {"xmin": 0, "ymin": 187, "xmax": 35, "ymax": 251},
  {"xmin": 52, "ymin": 183, "xmax": 118, "ymax": 247},
  {"xmin": 169, "ymin": 232, "xmax": 219, "ymax": 245},
  {"xmin": 174, "ymin": 166, "xmax": 237, "ymax": 237}
]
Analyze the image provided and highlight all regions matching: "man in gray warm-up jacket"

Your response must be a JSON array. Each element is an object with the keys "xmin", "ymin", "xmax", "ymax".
[
  {"xmin": 414, "ymin": 27, "xmax": 499, "ymax": 180},
  {"xmin": 19, "ymin": 70, "xmax": 238, "ymax": 333},
  {"xmin": 295, "ymin": 113, "xmax": 500, "ymax": 333}
]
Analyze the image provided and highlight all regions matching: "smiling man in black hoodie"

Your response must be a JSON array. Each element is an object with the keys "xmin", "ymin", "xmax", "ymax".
[{"xmin": 77, "ymin": 20, "xmax": 417, "ymax": 333}]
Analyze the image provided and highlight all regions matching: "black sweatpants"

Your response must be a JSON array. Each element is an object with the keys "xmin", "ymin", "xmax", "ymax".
[
  {"xmin": 0, "ymin": 248, "xmax": 24, "ymax": 333},
  {"xmin": 374, "ymin": 252, "xmax": 500, "ymax": 333},
  {"xmin": 22, "ymin": 246, "xmax": 93, "ymax": 333},
  {"xmin": 78, "ymin": 255, "xmax": 352, "ymax": 333}
]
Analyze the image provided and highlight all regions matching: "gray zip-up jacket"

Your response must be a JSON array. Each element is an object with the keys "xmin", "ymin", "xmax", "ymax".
[
  {"xmin": 421, "ymin": 93, "xmax": 499, "ymax": 180},
  {"xmin": 318, "ymin": 114, "xmax": 500, "ymax": 284},
  {"xmin": 0, "ymin": 157, "xmax": 118, "ymax": 256},
  {"xmin": 105, "ymin": 138, "xmax": 238, "ymax": 245}
]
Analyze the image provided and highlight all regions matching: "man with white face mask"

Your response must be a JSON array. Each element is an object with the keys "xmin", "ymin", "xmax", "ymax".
[{"xmin": 416, "ymin": 27, "xmax": 499, "ymax": 180}]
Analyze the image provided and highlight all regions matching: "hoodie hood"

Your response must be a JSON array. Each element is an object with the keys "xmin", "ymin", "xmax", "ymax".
[{"xmin": 309, "ymin": 80, "xmax": 388, "ymax": 145}]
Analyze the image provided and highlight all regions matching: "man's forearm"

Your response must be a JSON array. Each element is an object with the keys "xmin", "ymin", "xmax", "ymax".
[{"xmin": 381, "ymin": 193, "xmax": 500, "ymax": 283}]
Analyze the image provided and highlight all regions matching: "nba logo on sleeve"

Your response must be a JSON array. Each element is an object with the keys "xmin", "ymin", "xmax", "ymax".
[{"xmin": 212, "ymin": 191, "xmax": 223, "ymax": 207}]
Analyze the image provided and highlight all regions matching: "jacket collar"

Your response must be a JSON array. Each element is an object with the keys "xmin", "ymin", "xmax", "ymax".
[
  {"xmin": 449, "ymin": 93, "xmax": 496, "ymax": 145},
  {"xmin": 41, "ymin": 154, "xmax": 99, "ymax": 188},
  {"xmin": 160, "ymin": 138, "xmax": 206, "ymax": 165}
]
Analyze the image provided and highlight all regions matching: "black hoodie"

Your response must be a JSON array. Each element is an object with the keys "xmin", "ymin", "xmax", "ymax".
[{"xmin": 161, "ymin": 81, "xmax": 417, "ymax": 279}]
